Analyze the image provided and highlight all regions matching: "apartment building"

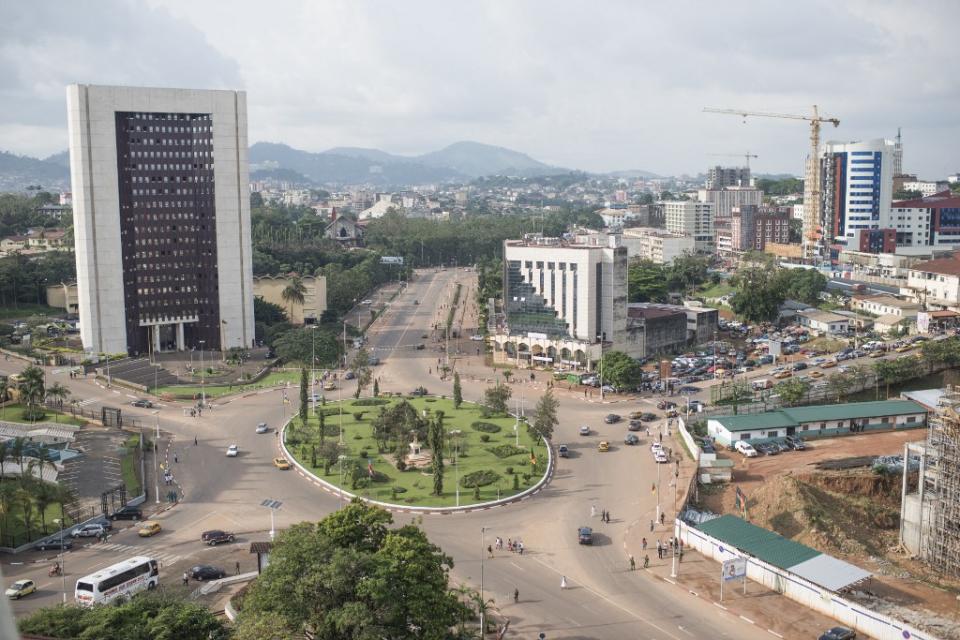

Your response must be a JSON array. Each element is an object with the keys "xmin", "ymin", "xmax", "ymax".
[
  {"xmin": 663, "ymin": 200, "xmax": 714, "ymax": 253},
  {"xmin": 903, "ymin": 180, "xmax": 950, "ymax": 197},
  {"xmin": 697, "ymin": 186, "xmax": 762, "ymax": 221},
  {"xmin": 706, "ymin": 166, "xmax": 751, "ymax": 190},
  {"xmin": 906, "ymin": 255, "xmax": 960, "ymax": 308},
  {"xmin": 891, "ymin": 192, "xmax": 960, "ymax": 249},
  {"xmin": 620, "ymin": 228, "xmax": 695, "ymax": 264}
]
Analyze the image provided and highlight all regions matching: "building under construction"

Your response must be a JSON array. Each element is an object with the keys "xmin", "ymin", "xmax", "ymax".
[{"xmin": 900, "ymin": 386, "xmax": 960, "ymax": 577}]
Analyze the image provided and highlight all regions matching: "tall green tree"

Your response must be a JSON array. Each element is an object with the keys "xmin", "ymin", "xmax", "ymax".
[
  {"xmin": 274, "ymin": 327, "xmax": 341, "ymax": 367},
  {"xmin": 599, "ymin": 351, "xmax": 643, "ymax": 389},
  {"xmin": 730, "ymin": 264, "xmax": 785, "ymax": 324},
  {"xmin": 299, "ymin": 368, "xmax": 308, "ymax": 425},
  {"xmin": 666, "ymin": 252, "xmax": 711, "ymax": 292},
  {"xmin": 483, "ymin": 382, "xmax": 511, "ymax": 416},
  {"xmin": 351, "ymin": 348, "xmax": 372, "ymax": 399},
  {"xmin": 429, "ymin": 411, "xmax": 445, "ymax": 496},
  {"xmin": 452, "ymin": 372, "xmax": 463, "ymax": 409},
  {"xmin": 45, "ymin": 382, "xmax": 70, "ymax": 412},
  {"xmin": 775, "ymin": 378, "xmax": 810, "ymax": 407},
  {"xmin": 237, "ymin": 502, "xmax": 460, "ymax": 640},
  {"xmin": 628, "ymin": 260, "xmax": 667, "ymax": 302},
  {"xmin": 531, "ymin": 388, "xmax": 559, "ymax": 442},
  {"xmin": 17, "ymin": 365, "xmax": 46, "ymax": 422}
]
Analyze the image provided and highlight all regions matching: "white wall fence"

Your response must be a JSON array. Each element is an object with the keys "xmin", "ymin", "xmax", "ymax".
[
  {"xmin": 676, "ymin": 520, "xmax": 938, "ymax": 640},
  {"xmin": 676, "ymin": 417, "xmax": 701, "ymax": 463}
]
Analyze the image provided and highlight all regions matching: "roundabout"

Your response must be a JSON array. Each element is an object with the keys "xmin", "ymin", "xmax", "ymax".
[{"xmin": 279, "ymin": 396, "xmax": 552, "ymax": 510}]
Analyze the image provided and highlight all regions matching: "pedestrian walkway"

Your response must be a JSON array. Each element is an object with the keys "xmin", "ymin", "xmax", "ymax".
[{"xmin": 98, "ymin": 542, "xmax": 183, "ymax": 568}]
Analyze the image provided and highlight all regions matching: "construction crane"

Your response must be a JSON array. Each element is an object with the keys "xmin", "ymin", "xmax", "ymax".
[
  {"xmin": 703, "ymin": 105, "xmax": 839, "ymax": 263},
  {"xmin": 707, "ymin": 152, "xmax": 758, "ymax": 170}
]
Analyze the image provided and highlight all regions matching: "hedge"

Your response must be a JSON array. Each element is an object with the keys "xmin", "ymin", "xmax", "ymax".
[
  {"xmin": 471, "ymin": 421, "xmax": 502, "ymax": 433},
  {"xmin": 460, "ymin": 469, "xmax": 500, "ymax": 488},
  {"xmin": 487, "ymin": 444, "xmax": 527, "ymax": 459}
]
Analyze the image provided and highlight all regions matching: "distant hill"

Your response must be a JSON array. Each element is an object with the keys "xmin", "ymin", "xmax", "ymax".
[
  {"xmin": 416, "ymin": 141, "xmax": 565, "ymax": 178},
  {"xmin": 250, "ymin": 167, "xmax": 316, "ymax": 185},
  {"xmin": 0, "ymin": 151, "xmax": 70, "ymax": 191},
  {"xmin": 44, "ymin": 151, "xmax": 71, "ymax": 168},
  {"xmin": 605, "ymin": 169, "xmax": 664, "ymax": 180}
]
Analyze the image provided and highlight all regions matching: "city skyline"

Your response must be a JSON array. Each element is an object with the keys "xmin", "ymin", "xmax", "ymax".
[{"xmin": 1, "ymin": 1, "xmax": 958, "ymax": 179}]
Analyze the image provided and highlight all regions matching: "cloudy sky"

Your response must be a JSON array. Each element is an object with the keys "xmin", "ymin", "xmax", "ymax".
[{"xmin": 1, "ymin": 0, "xmax": 957, "ymax": 177}]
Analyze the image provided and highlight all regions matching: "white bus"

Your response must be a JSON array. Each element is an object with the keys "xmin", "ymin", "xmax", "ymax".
[{"xmin": 74, "ymin": 556, "xmax": 159, "ymax": 606}]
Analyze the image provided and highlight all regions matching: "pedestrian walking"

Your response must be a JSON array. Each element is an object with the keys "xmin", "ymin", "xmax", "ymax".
[
  {"xmin": 488, "ymin": 545, "xmax": 494, "ymax": 558},
  {"xmin": 560, "ymin": 575, "xmax": 568, "ymax": 589},
  {"xmin": 642, "ymin": 537, "xmax": 647, "ymax": 550},
  {"xmin": 629, "ymin": 555, "xmax": 636, "ymax": 571},
  {"xmin": 650, "ymin": 519, "xmax": 654, "ymax": 532},
  {"xmin": 182, "ymin": 572, "xmax": 189, "ymax": 586},
  {"xmin": 660, "ymin": 512, "xmax": 665, "ymax": 525},
  {"xmin": 235, "ymin": 561, "xmax": 240, "ymax": 575},
  {"xmin": 518, "ymin": 541, "xmax": 524, "ymax": 555},
  {"xmin": 591, "ymin": 505, "xmax": 597, "ymax": 518},
  {"xmin": 657, "ymin": 541, "xmax": 663, "ymax": 559},
  {"xmin": 644, "ymin": 555, "xmax": 650, "ymax": 568},
  {"xmin": 659, "ymin": 432, "xmax": 663, "ymax": 442},
  {"xmin": 507, "ymin": 537, "xmax": 512, "ymax": 551},
  {"xmin": 194, "ymin": 436, "xmax": 198, "ymax": 446},
  {"xmin": 679, "ymin": 548, "xmax": 684, "ymax": 562},
  {"xmin": 174, "ymin": 453, "xmax": 179, "ymax": 463}
]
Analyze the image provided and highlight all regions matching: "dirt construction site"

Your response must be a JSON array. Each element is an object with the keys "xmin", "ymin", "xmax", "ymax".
[{"xmin": 694, "ymin": 429, "xmax": 960, "ymax": 640}]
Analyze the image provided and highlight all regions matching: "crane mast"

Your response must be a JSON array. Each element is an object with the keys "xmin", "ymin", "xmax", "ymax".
[{"xmin": 703, "ymin": 105, "xmax": 839, "ymax": 264}]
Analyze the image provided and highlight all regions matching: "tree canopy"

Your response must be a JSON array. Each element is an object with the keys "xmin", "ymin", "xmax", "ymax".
[
  {"xmin": 236, "ymin": 501, "xmax": 461, "ymax": 640},
  {"xmin": 599, "ymin": 351, "xmax": 643, "ymax": 389},
  {"xmin": 273, "ymin": 327, "xmax": 341, "ymax": 367}
]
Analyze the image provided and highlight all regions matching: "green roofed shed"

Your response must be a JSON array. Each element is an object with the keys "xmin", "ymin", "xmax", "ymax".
[{"xmin": 696, "ymin": 514, "xmax": 821, "ymax": 570}]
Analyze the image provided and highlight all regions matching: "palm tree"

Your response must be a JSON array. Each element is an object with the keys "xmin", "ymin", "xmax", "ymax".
[
  {"xmin": 31, "ymin": 479, "xmax": 59, "ymax": 535},
  {"xmin": 281, "ymin": 277, "xmax": 307, "ymax": 322},
  {"xmin": 17, "ymin": 365, "xmax": 46, "ymax": 422},
  {"xmin": 0, "ymin": 377, "xmax": 7, "ymax": 419},
  {"xmin": 16, "ymin": 486, "xmax": 35, "ymax": 541},
  {"xmin": 0, "ymin": 482, "xmax": 17, "ymax": 536},
  {"xmin": 0, "ymin": 440, "xmax": 8, "ymax": 483},
  {"xmin": 9, "ymin": 438, "xmax": 27, "ymax": 484},
  {"xmin": 45, "ymin": 383, "xmax": 70, "ymax": 422}
]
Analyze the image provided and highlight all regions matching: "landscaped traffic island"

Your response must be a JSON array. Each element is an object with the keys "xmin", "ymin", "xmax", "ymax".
[{"xmin": 283, "ymin": 396, "xmax": 550, "ymax": 508}]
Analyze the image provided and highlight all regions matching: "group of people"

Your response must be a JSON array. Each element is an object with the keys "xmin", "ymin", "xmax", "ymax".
[
  {"xmin": 590, "ymin": 505, "xmax": 612, "ymax": 522},
  {"xmin": 491, "ymin": 536, "xmax": 524, "ymax": 556}
]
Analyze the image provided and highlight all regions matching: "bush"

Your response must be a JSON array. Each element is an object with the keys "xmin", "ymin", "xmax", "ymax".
[
  {"xmin": 21, "ymin": 407, "xmax": 46, "ymax": 422},
  {"xmin": 512, "ymin": 474, "xmax": 519, "ymax": 490},
  {"xmin": 396, "ymin": 459, "xmax": 407, "ymax": 471},
  {"xmin": 353, "ymin": 398, "xmax": 389, "ymax": 406},
  {"xmin": 487, "ymin": 444, "xmax": 526, "ymax": 459},
  {"xmin": 505, "ymin": 466, "xmax": 514, "ymax": 475},
  {"xmin": 352, "ymin": 412, "xmax": 365, "ymax": 421},
  {"xmin": 359, "ymin": 450, "xmax": 368, "ymax": 459},
  {"xmin": 461, "ymin": 469, "xmax": 500, "ymax": 488},
  {"xmin": 480, "ymin": 434, "xmax": 490, "ymax": 443},
  {"xmin": 471, "ymin": 421, "xmax": 502, "ymax": 433},
  {"xmin": 371, "ymin": 470, "xmax": 390, "ymax": 483},
  {"xmin": 424, "ymin": 398, "xmax": 436, "ymax": 403}
]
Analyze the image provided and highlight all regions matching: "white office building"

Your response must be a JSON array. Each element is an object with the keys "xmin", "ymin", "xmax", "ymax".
[
  {"xmin": 67, "ymin": 84, "xmax": 255, "ymax": 355},
  {"xmin": 820, "ymin": 139, "xmax": 896, "ymax": 250},
  {"xmin": 620, "ymin": 228, "xmax": 695, "ymax": 264},
  {"xmin": 663, "ymin": 201, "xmax": 714, "ymax": 253},
  {"xmin": 903, "ymin": 181, "xmax": 950, "ymax": 197},
  {"xmin": 697, "ymin": 186, "xmax": 762, "ymax": 221}
]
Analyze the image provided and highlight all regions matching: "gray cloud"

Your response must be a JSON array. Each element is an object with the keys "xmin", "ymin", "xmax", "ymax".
[{"xmin": 1, "ymin": 0, "xmax": 957, "ymax": 177}]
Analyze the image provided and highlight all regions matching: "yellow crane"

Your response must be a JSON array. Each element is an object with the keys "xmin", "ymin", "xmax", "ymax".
[
  {"xmin": 703, "ymin": 105, "xmax": 839, "ymax": 261},
  {"xmin": 707, "ymin": 152, "xmax": 758, "ymax": 170}
]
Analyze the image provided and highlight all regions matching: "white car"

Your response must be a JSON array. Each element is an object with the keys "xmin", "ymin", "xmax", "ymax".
[
  {"xmin": 361, "ymin": 299, "xmax": 373, "ymax": 305},
  {"xmin": 71, "ymin": 523, "xmax": 107, "ymax": 538},
  {"xmin": 735, "ymin": 441, "xmax": 758, "ymax": 458},
  {"xmin": 578, "ymin": 425, "xmax": 591, "ymax": 436},
  {"xmin": 654, "ymin": 451, "xmax": 669, "ymax": 464},
  {"xmin": 470, "ymin": 335, "xmax": 485, "ymax": 341},
  {"xmin": 255, "ymin": 423, "xmax": 269, "ymax": 434},
  {"xmin": 650, "ymin": 442, "xmax": 663, "ymax": 453},
  {"xmin": 226, "ymin": 444, "xmax": 239, "ymax": 457}
]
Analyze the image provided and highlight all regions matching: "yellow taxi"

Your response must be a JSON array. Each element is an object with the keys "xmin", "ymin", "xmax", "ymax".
[
  {"xmin": 273, "ymin": 457, "xmax": 291, "ymax": 470},
  {"xmin": 809, "ymin": 370, "xmax": 824, "ymax": 379},
  {"xmin": 870, "ymin": 350, "xmax": 886, "ymax": 358},
  {"xmin": 773, "ymin": 370, "xmax": 792, "ymax": 379},
  {"xmin": 629, "ymin": 411, "xmax": 644, "ymax": 420},
  {"xmin": 895, "ymin": 345, "xmax": 913, "ymax": 353},
  {"xmin": 323, "ymin": 381, "xmax": 336, "ymax": 391},
  {"xmin": 820, "ymin": 360, "xmax": 837, "ymax": 369},
  {"xmin": 5, "ymin": 579, "xmax": 36, "ymax": 599},
  {"xmin": 597, "ymin": 441, "xmax": 610, "ymax": 452},
  {"xmin": 137, "ymin": 521, "xmax": 162, "ymax": 537}
]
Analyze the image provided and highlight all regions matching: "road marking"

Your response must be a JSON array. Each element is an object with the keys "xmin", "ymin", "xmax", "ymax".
[
  {"xmin": 712, "ymin": 602, "xmax": 728, "ymax": 611},
  {"xmin": 75, "ymin": 398, "xmax": 98, "ymax": 407},
  {"xmin": 739, "ymin": 615, "xmax": 755, "ymax": 624},
  {"xmin": 678, "ymin": 626, "xmax": 694, "ymax": 636},
  {"xmin": 766, "ymin": 630, "xmax": 784, "ymax": 638},
  {"xmin": 126, "ymin": 394, "xmax": 138, "ymax": 399},
  {"xmin": 509, "ymin": 562, "xmax": 524, "ymax": 571}
]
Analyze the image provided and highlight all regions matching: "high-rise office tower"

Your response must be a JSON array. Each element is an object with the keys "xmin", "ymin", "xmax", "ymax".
[
  {"xmin": 819, "ymin": 139, "xmax": 896, "ymax": 256},
  {"xmin": 67, "ymin": 84, "xmax": 255, "ymax": 355}
]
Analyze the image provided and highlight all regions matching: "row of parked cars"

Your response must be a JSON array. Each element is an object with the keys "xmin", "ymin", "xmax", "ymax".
[{"xmin": 735, "ymin": 436, "xmax": 806, "ymax": 458}]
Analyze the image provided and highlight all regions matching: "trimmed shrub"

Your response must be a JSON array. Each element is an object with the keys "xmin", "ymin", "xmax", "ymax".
[
  {"xmin": 352, "ymin": 412, "xmax": 365, "ymax": 421},
  {"xmin": 487, "ymin": 444, "xmax": 526, "ymax": 459},
  {"xmin": 353, "ymin": 398, "xmax": 389, "ymax": 406},
  {"xmin": 461, "ymin": 469, "xmax": 500, "ymax": 488},
  {"xmin": 480, "ymin": 434, "xmax": 490, "ymax": 443},
  {"xmin": 424, "ymin": 398, "xmax": 436, "ymax": 403},
  {"xmin": 505, "ymin": 466, "xmax": 514, "ymax": 475},
  {"xmin": 513, "ymin": 474, "xmax": 519, "ymax": 490},
  {"xmin": 396, "ymin": 459, "xmax": 407, "ymax": 471},
  {"xmin": 358, "ymin": 450, "xmax": 368, "ymax": 459},
  {"xmin": 471, "ymin": 421, "xmax": 502, "ymax": 433},
  {"xmin": 371, "ymin": 470, "xmax": 390, "ymax": 483}
]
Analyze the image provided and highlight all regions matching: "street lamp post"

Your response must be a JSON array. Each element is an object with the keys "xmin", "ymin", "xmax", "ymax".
[
  {"xmin": 152, "ymin": 410, "xmax": 161, "ymax": 504},
  {"xmin": 655, "ymin": 454, "xmax": 661, "ymax": 524},
  {"xmin": 310, "ymin": 326, "xmax": 317, "ymax": 416},
  {"xmin": 338, "ymin": 455, "xmax": 348, "ymax": 507},
  {"xmin": 450, "ymin": 430, "xmax": 461, "ymax": 507},
  {"xmin": 53, "ymin": 513, "xmax": 66, "ymax": 603},
  {"xmin": 480, "ymin": 526, "xmax": 487, "ymax": 636},
  {"xmin": 261, "ymin": 499, "xmax": 282, "ymax": 541},
  {"xmin": 198, "ymin": 340, "xmax": 206, "ymax": 409},
  {"xmin": 671, "ymin": 462, "xmax": 680, "ymax": 578}
]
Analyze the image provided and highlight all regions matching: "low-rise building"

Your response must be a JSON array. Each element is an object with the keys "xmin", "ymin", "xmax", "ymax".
[
  {"xmin": 626, "ymin": 304, "xmax": 687, "ymax": 356},
  {"xmin": 620, "ymin": 228, "xmax": 695, "ymax": 264},
  {"xmin": 324, "ymin": 215, "xmax": 365, "ymax": 247},
  {"xmin": 850, "ymin": 294, "xmax": 920, "ymax": 318},
  {"xmin": 905, "ymin": 254, "xmax": 960, "ymax": 308},
  {"xmin": 891, "ymin": 192, "xmax": 960, "ymax": 249},
  {"xmin": 707, "ymin": 400, "xmax": 927, "ymax": 447},
  {"xmin": 45, "ymin": 282, "xmax": 80, "ymax": 314},
  {"xmin": 796, "ymin": 309, "xmax": 850, "ymax": 335},
  {"xmin": 903, "ymin": 180, "xmax": 950, "ymax": 197},
  {"xmin": 253, "ymin": 275, "xmax": 327, "ymax": 325}
]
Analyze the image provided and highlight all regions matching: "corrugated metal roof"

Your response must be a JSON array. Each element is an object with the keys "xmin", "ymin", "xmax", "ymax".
[
  {"xmin": 712, "ymin": 400, "xmax": 926, "ymax": 433},
  {"xmin": 783, "ymin": 400, "xmax": 925, "ymax": 424},
  {"xmin": 696, "ymin": 515, "xmax": 820, "ymax": 570},
  {"xmin": 789, "ymin": 554, "xmax": 872, "ymax": 592}
]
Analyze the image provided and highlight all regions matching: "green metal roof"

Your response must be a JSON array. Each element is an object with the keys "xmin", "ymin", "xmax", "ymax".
[
  {"xmin": 696, "ymin": 514, "xmax": 821, "ymax": 570},
  {"xmin": 712, "ymin": 400, "xmax": 927, "ymax": 433}
]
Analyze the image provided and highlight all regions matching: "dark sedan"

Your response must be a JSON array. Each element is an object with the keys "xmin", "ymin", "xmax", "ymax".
[
  {"xmin": 818, "ymin": 627, "xmax": 856, "ymax": 640},
  {"xmin": 204, "ymin": 531, "xmax": 236, "ymax": 546},
  {"xmin": 578, "ymin": 527, "xmax": 593, "ymax": 545},
  {"xmin": 131, "ymin": 399, "xmax": 153, "ymax": 408},
  {"xmin": 603, "ymin": 414, "xmax": 622, "ymax": 424},
  {"xmin": 627, "ymin": 422, "xmax": 643, "ymax": 432},
  {"xmin": 189, "ymin": 565, "xmax": 227, "ymax": 581},
  {"xmin": 34, "ymin": 539, "xmax": 74, "ymax": 552},
  {"xmin": 109, "ymin": 506, "xmax": 143, "ymax": 521}
]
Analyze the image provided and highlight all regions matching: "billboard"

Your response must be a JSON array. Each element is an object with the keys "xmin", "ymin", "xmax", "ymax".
[
  {"xmin": 722, "ymin": 558, "xmax": 746, "ymax": 581},
  {"xmin": 380, "ymin": 256, "xmax": 404, "ymax": 265}
]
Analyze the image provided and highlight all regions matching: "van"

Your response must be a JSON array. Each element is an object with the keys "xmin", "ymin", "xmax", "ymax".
[
  {"xmin": 752, "ymin": 379, "xmax": 772, "ymax": 391},
  {"xmin": 735, "ymin": 441, "xmax": 758, "ymax": 457}
]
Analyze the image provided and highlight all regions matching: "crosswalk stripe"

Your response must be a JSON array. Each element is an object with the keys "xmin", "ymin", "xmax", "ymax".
[{"xmin": 76, "ymin": 398, "xmax": 98, "ymax": 407}]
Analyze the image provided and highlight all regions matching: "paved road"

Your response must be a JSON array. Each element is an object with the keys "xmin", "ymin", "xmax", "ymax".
[{"xmin": 2, "ymin": 269, "xmax": 839, "ymax": 638}]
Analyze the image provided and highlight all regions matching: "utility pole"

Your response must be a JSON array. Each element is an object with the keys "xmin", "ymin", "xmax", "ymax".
[
  {"xmin": 480, "ymin": 527, "xmax": 487, "ymax": 636},
  {"xmin": 198, "ymin": 340, "xmax": 206, "ymax": 409}
]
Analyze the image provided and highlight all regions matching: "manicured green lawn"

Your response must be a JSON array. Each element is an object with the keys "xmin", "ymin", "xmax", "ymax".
[
  {"xmin": 0, "ymin": 403, "xmax": 87, "ymax": 427},
  {"xmin": 285, "ymin": 397, "xmax": 549, "ymax": 507},
  {"xmin": 0, "ymin": 304, "xmax": 60, "ymax": 320},
  {"xmin": 153, "ymin": 371, "xmax": 301, "ymax": 399},
  {"xmin": 0, "ymin": 492, "xmax": 76, "ymax": 547},
  {"xmin": 697, "ymin": 282, "xmax": 735, "ymax": 299}
]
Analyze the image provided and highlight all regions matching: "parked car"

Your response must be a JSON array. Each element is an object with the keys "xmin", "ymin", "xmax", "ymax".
[
  {"xmin": 657, "ymin": 401, "xmax": 677, "ymax": 410},
  {"xmin": 204, "ymin": 531, "xmax": 236, "ymax": 546},
  {"xmin": 323, "ymin": 381, "xmax": 337, "ymax": 391},
  {"xmin": 578, "ymin": 526, "xmax": 593, "ymax": 545},
  {"xmin": 5, "ymin": 579, "xmax": 36, "ymax": 599},
  {"xmin": 131, "ymin": 398, "xmax": 153, "ymax": 408},
  {"xmin": 71, "ymin": 523, "xmax": 107, "ymax": 538},
  {"xmin": 735, "ymin": 441, "xmax": 758, "ymax": 458},
  {"xmin": 678, "ymin": 386, "xmax": 700, "ymax": 394},
  {"xmin": 226, "ymin": 444, "xmax": 239, "ymax": 457},
  {"xmin": 603, "ymin": 414, "xmax": 621, "ymax": 424},
  {"xmin": 639, "ymin": 413, "xmax": 657, "ymax": 422},
  {"xmin": 627, "ymin": 422, "xmax": 643, "ymax": 432},
  {"xmin": 344, "ymin": 371, "xmax": 356, "ymax": 380},
  {"xmin": 818, "ymin": 627, "xmax": 856, "ymax": 640},
  {"xmin": 784, "ymin": 436, "xmax": 806, "ymax": 450},
  {"xmin": 368, "ymin": 357, "xmax": 380, "ymax": 366},
  {"xmin": 791, "ymin": 362, "xmax": 807, "ymax": 371},
  {"xmin": 201, "ymin": 530, "xmax": 232, "ymax": 542},
  {"xmin": 654, "ymin": 451, "xmax": 669, "ymax": 463},
  {"xmin": 578, "ymin": 425, "xmax": 591, "ymax": 436},
  {"xmin": 756, "ymin": 442, "xmax": 780, "ymax": 455},
  {"xmin": 773, "ymin": 371, "xmax": 792, "ymax": 379},
  {"xmin": 189, "ymin": 565, "xmax": 227, "ymax": 581},
  {"xmin": 34, "ymin": 539, "xmax": 74, "ymax": 551},
  {"xmin": 255, "ymin": 422, "xmax": 269, "ymax": 434},
  {"xmin": 624, "ymin": 434, "xmax": 639, "ymax": 445},
  {"xmin": 415, "ymin": 344, "xmax": 426, "ymax": 350},
  {"xmin": 558, "ymin": 444, "xmax": 569, "ymax": 458},
  {"xmin": 273, "ymin": 457, "xmax": 291, "ymax": 470},
  {"xmin": 137, "ymin": 521, "xmax": 162, "ymax": 537},
  {"xmin": 109, "ymin": 506, "xmax": 143, "ymax": 521}
]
